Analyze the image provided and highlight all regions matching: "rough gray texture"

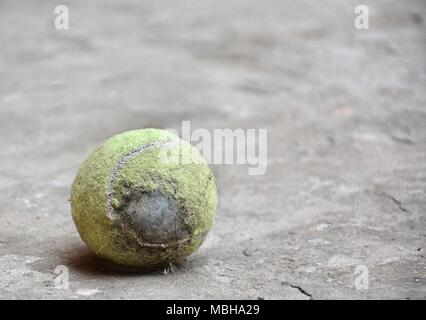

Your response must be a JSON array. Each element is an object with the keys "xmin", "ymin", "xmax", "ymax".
[
  {"xmin": 0, "ymin": 0, "xmax": 425, "ymax": 299},
  {"xmin": 120, "ymin": 189, "xmax": 188, "ymax": 244}
]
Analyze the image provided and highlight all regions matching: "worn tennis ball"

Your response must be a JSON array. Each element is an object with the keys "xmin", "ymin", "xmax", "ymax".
[{"xmin": 71, "ymin": 129, "xmax": 217, "ymax": 270}]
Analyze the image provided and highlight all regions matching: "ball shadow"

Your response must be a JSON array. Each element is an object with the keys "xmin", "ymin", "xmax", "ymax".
[
  {"xmin": 59, "ymin": 243, "xmax": 207, "ymax": 278},
  {"xmin": 62, "ymin": 244, "xmax": 176, "ymax": 277}
]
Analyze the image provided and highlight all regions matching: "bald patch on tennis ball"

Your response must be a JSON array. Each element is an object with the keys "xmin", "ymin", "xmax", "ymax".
[
  {"xmin": 116, "ymin": 188, "xmax": 190, "ymax": 244},
  {"xmin": 71, "ymin": 129, "xmax": 217, "ymax": 269}
]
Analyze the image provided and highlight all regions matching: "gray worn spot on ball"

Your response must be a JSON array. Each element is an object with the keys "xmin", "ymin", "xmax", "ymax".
[{"xmin": 120, "ymin": 189, "xmax": 189, "ymax": 244}]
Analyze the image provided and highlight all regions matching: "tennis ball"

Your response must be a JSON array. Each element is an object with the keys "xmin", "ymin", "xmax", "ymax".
[{"xmin": 71, "ymin": 129, "xmax": 217, "ymax": 270}]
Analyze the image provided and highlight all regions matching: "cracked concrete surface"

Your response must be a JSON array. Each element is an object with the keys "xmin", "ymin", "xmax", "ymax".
[{"xmin": 0, "ymin": 0, "xmax": 425, "ymax": 299}]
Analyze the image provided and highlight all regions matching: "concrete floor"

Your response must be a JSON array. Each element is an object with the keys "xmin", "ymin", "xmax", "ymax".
[{"xmin": 0, "ymin": 0, "xmax": 425, "ymax": 299}]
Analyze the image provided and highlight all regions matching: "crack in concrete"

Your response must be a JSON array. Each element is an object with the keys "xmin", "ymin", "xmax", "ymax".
[
  {"xmin": 382, "ymin": 193, "xmax": 410, "ymax": 213},
  {"xmin": 290, "ymin": 285, "xmax": 313, "ymax": 299},
  {"xmin": 390, "ymin": 135, "xmax": 415, "ymax": 145},
  {"xmin": 282, "ymin": 282, "xmax": 313, "ymax": 299}
]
